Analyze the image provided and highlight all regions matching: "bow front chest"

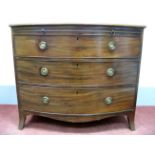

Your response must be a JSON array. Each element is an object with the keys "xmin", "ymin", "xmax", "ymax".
[{"xmin": 11, "ymin": 24, "xmax": 145, "ymax": 130}]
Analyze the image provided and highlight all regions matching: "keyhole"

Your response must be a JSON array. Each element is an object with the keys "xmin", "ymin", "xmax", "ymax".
[
  {"xmin": 77, "ymin": 36, "xmax": 79, "ymax": 40},
  {"xmin": 77, "ymin": 63, "xmax": 79, "ymax": 68},
  {"xmin": 76, "ymin": 90, "xmax": 78, "ymax": 94}
]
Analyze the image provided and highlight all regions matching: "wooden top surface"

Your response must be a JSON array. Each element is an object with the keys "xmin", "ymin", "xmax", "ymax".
[{"xmin": 10, "ymin": 23, "xmax": 146, "ymax": 28}]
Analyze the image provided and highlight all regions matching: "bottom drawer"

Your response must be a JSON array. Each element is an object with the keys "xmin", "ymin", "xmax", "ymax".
[{"xmin": 19, "ymin": 85, "xmax": 136, "ymax": 114}]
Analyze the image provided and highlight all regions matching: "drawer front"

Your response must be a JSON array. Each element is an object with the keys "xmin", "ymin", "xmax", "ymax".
[
  {"xmin": 19, "ymin": 85, "xmax": 136, "ymax": 114},
  {"xmin": 14, "ymin": 35, "xmax": 141, "ymax": 58},
  {"xmin": 16, "ymin": 60, "xmax": 139, "ymax": 86}
]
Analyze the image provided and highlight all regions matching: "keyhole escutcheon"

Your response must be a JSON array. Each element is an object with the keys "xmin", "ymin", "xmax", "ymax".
[
  {"xmin": 77, "ymin": 36, "xmax": 79, "ymax": 40},
  {"xmin": 76, "ymin": 90, "xmax": 78, "ymax": 94}
]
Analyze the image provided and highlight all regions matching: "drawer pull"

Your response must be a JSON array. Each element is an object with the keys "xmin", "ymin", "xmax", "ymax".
[
  {"xmin": 42, "ymin": 96, "xmax": 49, "ymax": 104},
  {"xmin": 39, "ymin": 41, "xmax": 47, "ymax": 50},
  {"xmin": 105, "ymin": 97, "xmax": 113, "ymax": 105},
  {"xmin": 40, "ymin": 67, "xmax": 48, "ymax": 76},
  {"xmin": 108, "ymin": 41, "xmax": 116, "ymax": 51},
  {"xmin": 106, "ymin": 68, "xmax": 115, "ymax": 77}
]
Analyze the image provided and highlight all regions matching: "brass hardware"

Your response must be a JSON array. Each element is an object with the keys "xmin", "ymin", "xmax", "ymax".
[
  {"xmin": 42, "ymin": 96, "xmax": 49, "ymax": 104},
  {"xmin": 40, "ymin": 67, "xmax": 48, "ymax": 76},
  {"xmin": 105, "ymin": 97, "xmax": 112, "ymax": 105},
  {"xmin": 39, "ymin": 41, "xmax": 47, "ymax": 50},
  {"xmin": 111, "ymin": 30, "xmax": 116, "ymax": 36},
  {"xmin": 111, "ymin": 30, "xmax": 120, "ymax": 37},
  {"xmin": 108, "ymin": 41, "xmax": 116, "ymax": 51},
  {"xmin": 106, "ymin": 68, "xmax": 115, "ymax": 77}
]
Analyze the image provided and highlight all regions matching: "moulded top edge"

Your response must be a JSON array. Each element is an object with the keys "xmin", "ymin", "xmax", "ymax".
[{"xmin": 9, "ymin": 23, "xmax": 146, "ymax": 29}]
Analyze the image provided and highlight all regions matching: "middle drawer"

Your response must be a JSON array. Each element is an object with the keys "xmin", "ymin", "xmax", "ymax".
[{"xmin": 16, "ymin": 59, "xmax": 138, "ymax": 86}]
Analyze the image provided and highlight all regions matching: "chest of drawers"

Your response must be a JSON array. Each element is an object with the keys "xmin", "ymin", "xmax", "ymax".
[{"xmin": 11, "ymin": 24, "xmax": 145, "ymax": 130}]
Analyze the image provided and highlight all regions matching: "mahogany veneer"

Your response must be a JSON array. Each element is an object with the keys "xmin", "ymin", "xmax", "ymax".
[{"xmin": 11, "ymin": 24, "xmax": 145, "ymax": 130}]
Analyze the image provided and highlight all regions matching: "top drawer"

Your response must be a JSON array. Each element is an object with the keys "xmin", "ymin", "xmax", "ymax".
[{"xmin": 14, "ymin": 35, "xmax": 141, "ymax": 58}]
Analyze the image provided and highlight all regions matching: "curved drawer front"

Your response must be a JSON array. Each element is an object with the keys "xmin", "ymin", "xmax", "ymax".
[
  {"xmin": 19, "ymin": 85, "xmax": 136, "ymax": 114},
  {"xmin": 14, "ymin": 35, "xmax": 141, "ymax": 58},
  {"xmin": 16, "ymin": 60, "xmax": 138, "ymax": 86}
]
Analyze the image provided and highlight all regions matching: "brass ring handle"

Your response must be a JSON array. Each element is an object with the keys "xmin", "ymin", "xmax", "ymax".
[
  {"xmin": 108, "ymin": 41, "xmax": 116, "ymax": 51},
  {"xmin": 105, "ymin": 97, "xmax": 113, "ymax": 105},
  {"xmin": 40, "ymin": 67, "xmax": 48, "ymax": 76},
  {"xmin": 39, "ymin": 41, "xmax": 47, "ymax": 50},
  {"xmin": 42, "ymin": 96, "xmax": 49, "ymax": 104},
  {"xmin": 106, "ymin": 68, "xmax": 115, "ymax": 77}
]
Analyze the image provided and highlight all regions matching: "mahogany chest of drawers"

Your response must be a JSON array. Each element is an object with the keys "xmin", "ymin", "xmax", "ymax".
[{"xmin": 11, "ymin": 24, "xmax": 145, "ymax": 130}]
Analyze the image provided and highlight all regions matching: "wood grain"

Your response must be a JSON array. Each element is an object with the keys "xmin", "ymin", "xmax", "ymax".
[
  {"xmin": 11, "ymin": 24, "xmax": 144, "ymax": 36},
  {"xmin": 11, "ymin": 24, "xmax": 144, "ymax": 130},
  {"xmin": 19, "ymin": 85, "xmax": 135, "ymax": 114},
  {"xmin": 14, "ymin": 35, "xmax": 141, "ymax": 58},
  {"xmin": 16, "ymin": 59, "xmax": 138, "ymax": 86},
  {"xmin": 23, "ymin": 109, "xmax": 134, "ymax": 123}
]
